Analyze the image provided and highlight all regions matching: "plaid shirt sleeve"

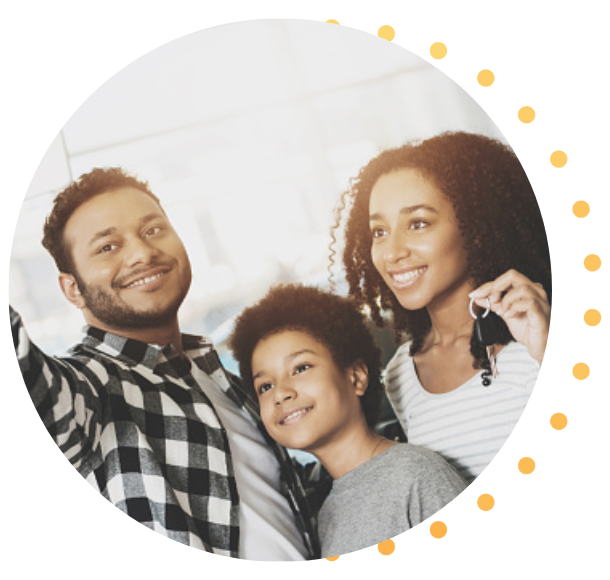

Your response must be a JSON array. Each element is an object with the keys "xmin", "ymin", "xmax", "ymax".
[
  {"xmin": 11, "ymin": 307, "xmax": 321, "ymax": 557},
  {"xmin": 10, "ymin": 306, "xmax": 102, "ymax": 471}
]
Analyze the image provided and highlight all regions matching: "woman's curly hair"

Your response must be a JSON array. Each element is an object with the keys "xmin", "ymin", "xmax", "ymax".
[
  {"xmin": 228, "ymin": 284, "xmax": 383, "ymax": 429},
  {"xmin": 331, "ymin": 131, "xmax": 551, "ymax": 378}
]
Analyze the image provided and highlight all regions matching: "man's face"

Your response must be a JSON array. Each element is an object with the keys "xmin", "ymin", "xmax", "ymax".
[{"xmin": 63, "ymin": 187, "xmax": 192, "ymax": 332}]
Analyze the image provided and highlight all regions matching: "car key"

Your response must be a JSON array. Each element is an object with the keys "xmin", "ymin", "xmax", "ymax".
[{"xmin": 470, "ymin": 297, "xmax": 499, "ymax": 382}]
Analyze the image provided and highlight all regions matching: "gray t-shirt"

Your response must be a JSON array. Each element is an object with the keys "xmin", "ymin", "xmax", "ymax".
[{"xmin": 318, "ymin": 443, "xmax": 467, "ymax": 558}]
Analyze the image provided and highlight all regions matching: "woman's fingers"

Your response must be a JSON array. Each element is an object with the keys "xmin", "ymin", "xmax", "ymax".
[
  {"xmin": 469, "ymin": 269, "xmax": 548, "ymax": 307},
  {"xmin": 498, "ymin": 285, "xmax": 550, "ymax": 317}
]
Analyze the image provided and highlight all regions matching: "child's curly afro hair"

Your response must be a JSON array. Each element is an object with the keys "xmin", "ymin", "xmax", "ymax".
[{"xmin": 228, "ymin": 284, "xmax": 383, "ymax": 429}]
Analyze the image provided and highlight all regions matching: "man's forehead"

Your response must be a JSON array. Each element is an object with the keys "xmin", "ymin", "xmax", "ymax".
[{"xmin": 64, "ymin": 187, "xmax": 165, "ymax": 245}]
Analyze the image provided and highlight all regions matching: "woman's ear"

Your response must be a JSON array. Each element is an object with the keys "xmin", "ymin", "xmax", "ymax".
[
  {"xmin": 349, "ymin": 360, "xmax": 369, "ymax": 396},
  {"xmin": 59, "ymin": 273, "xmax": 86, "ymax": 309}
]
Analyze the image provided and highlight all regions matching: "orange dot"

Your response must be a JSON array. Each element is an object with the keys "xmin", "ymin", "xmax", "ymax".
[
  {"xmin": 573, "ymin": 200, "xmax": 590, "ymax": 217},
  {"xmin": 477, "ymin": 69, "xmax": 495, "ymax": 87},
  {"xmin": 550, "ymin": 413, "xmax": 568, "ymax": 430},
  {"xmin": 584, "ymin": 254, "xmax": 602, "ymax": 271},
  {"xmin": 430, "ymin": 42, "xmax": 447, "ymax": 59},
  {"xmin": 377, "ymin": 539, "xmax": 395, "ymax": 555},
  {"xmin": 326, "ymin": 19, "xmax": 339, "ymax": 25},
  {"xmin": 377, "ymin": 25, "xmax": 395, "ymax": 41},
  {"xmin": 518, "ymin": 106, "xmax": 535, "ymax": 123},
  {"xmin": 573, "ymin": 362, "xmax": 590, "ymax": 380},
  {"xmin": 477, "ymin": 494, "xmax": 495, "ymax": 511},
  {"xmin": 518, "ymin": 457, "xmax": 536, "ymax": 474},
  {"xmin": 430, "ymin": 521, "xmax": 447, "ymax": 538},
  {"xmin": 326, "ymin": 555, "xmax": 340, "ymax": 561},
  {"xmin": 550, "ymin": 150, "xmax": 568, "ymax": 168},
  {"xmin": 584, "ymin": 309, "xmax": 601, "ymax": 326}
]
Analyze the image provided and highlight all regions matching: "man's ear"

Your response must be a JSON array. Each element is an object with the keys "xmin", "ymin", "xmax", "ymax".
[
  {"xmin": 58, "ymin": 273, "xmax": 86, "ymax": 309},
  {"xmin": 349, "ymin": 360, "xmax": 369, "ymax": 397}
]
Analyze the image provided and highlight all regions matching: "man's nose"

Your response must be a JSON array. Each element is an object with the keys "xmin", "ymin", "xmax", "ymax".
[{"xmin": 124, "ymin": 236, "xmax": 159, "ymax": 266}]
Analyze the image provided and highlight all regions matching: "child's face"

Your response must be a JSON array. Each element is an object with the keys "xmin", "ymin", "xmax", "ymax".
[
  {"xmin": 369, "ymin": 168, "xmax": 473, "ymax": 311},
  {"xmin": 251, "ymin": 329, "xmax": 367, "ymax": 454}
]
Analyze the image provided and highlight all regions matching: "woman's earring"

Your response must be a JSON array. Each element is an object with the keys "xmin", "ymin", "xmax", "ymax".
[{"xmin": 469, "ymin": 296, "xmax": 499, "ymax": 384}]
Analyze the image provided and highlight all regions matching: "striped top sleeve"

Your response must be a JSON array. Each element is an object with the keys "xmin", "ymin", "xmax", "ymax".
[{"xmin": 384, "ymin": 341, "xmax": 539, "ymax": 483}]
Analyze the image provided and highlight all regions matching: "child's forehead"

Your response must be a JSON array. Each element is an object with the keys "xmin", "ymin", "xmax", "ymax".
[{"xmin": 252, "ymin": 328, "xmax": 337, "ymax": 364}]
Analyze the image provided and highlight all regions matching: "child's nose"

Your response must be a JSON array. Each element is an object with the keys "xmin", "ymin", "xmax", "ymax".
[{"xmin": 274, "ymin": 382, "xmax": 295, "ymax": 405}]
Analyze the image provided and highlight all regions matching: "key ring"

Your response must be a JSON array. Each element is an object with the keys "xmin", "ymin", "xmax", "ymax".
[{"xmin": 469, "ymin": 296, "xmax": 491, "ymax": 319}]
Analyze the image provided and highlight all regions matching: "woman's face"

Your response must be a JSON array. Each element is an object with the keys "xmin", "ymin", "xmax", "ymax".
[{"xmin": 369, "ymin": 168, "xmax": 473, "ymax": 312}]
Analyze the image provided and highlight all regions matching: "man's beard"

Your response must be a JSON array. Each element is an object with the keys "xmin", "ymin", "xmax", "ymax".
[{"xmin": 73, "ymin": 269, "xmax": 188, "ymax": 331}]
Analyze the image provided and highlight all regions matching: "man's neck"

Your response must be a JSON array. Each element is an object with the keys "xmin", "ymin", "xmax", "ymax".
[{"xmin": 84, "ymin": 315, "xmax": 184, "ymax": 354}]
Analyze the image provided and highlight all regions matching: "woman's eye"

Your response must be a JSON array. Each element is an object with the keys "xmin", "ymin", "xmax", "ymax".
[
  {"xmin": 370, "ymin": 227, "xmax": 387, "ymax": 239},
  {"xmin": 409, "ymin": 220, "xmax": 428, "ymax": 230}
]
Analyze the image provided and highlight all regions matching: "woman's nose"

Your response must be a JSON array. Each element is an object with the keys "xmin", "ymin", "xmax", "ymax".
[{"xmin": 384, "ymin": 230, "xmax": 410, "ymax": 263}]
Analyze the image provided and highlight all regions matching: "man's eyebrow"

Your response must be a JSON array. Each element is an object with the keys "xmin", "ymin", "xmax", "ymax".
[
  {"xmin": 87, "ymin": 212, "xmax": 166, "ymax": 248},
  {"xmin": 88, "ymin": 227, "xmax": 117, "ymax": 247},
  {"xmin": 369, "ymin": 204, "xmax": 438, "ymax": 222}
]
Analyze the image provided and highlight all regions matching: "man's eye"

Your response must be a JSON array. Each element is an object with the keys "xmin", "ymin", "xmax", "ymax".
[
  {"xmin": 97, "ymin": 243, "xmax": 117, "ymax": 254},
  {"xmin": 145, "ymin": 226, "xmax": 162, "ymax": 236}
]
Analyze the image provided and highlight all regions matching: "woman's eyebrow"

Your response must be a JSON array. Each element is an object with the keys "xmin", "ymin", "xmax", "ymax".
[{"xmin": 369, "ymin": 204, "xmax": 438, "ymax": 221}]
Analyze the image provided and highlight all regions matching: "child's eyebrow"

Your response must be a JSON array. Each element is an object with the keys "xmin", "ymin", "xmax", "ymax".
[{"xmin": 251, "ymin": 349, "xmax": 318, "ymax": 381}]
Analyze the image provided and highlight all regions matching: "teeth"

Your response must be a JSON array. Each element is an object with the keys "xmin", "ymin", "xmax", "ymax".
[
  {"xmin": 126, "ymin": 273, "xmax": 162, "ymax": 288},
  {"xmin": 392, "ymin": 267, "xmax": 426, "ymax": 283},
  {"xmin": 281, "ymin": 407, "xmax": 311, "ymax": 425}
]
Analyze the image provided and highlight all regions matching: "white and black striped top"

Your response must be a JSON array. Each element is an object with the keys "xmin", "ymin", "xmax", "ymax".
[{"xmin": 385, "ymin": 341, "xmax": 539, "ymax": 483}]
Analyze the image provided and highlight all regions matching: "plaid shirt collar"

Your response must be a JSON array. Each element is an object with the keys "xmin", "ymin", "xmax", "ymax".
[{"xmin": 80, "ymin": 325, "xmax": 210, "ymax": 372}]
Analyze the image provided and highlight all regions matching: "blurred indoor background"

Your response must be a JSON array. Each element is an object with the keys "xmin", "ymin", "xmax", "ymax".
[{"xmin": 9, "ymin": 19, "xmax": 503, "ymax": 376}]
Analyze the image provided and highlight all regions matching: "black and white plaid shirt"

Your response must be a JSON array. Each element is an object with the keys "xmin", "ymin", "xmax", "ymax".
[{"xmin": 11, "ymin": 307, "xmax": 320, "ymax": 558}]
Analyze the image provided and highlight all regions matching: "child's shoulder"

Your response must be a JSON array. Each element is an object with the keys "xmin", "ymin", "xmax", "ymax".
[{"xmin": 383, "ymin": 443, "xmax": 457, "ymax": 474}]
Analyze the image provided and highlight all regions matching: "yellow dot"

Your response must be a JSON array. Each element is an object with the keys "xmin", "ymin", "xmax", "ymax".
[
  {"xmin": 573, "ymin": 200, "xmax": 590, "ymax": 218},
  {"xmin": 518, "ymin": 457, "xmax": 536, "ymax": 474},
  {"xmin": 326, "ymin": 19, "xmax": 339, "ymax": 25},
  {"xmin": 584, "ymin": 254, "xmax": 601, "ymax": 271},
  {"xmin": 518, "ymin": 106, "xmax": 535, "ymax": 123},
  {"xmin": 573, "ymin": 362, "xmax": 590, "ymax": 380},
  {"xmin": 377, "ymin": 539, "xmax": 395, "ymax": 555},
  {"xmin": 550, "ymin": 413, "xmax": 568, "ymax": 430},
  {"xmin": 584, "ymin": 309, "xmax": 601, "ymax": 326},
  {"xmin": 477, "ymin": 69, "xmax": 495, "ymax": 87},
  {"xmin": 430, "ymin": 42, "xmax": 447, "ymax": 59},
  {"xmin": 326, "ymin": 555, "xmax": 340, "ymax": 561},
  {"xmin": 477, "ymin": 494, "xmax": 495, "ymax": 511},
  {"xmin": 550, "ymin": 150, "xmax": 568, "ymax": 168},
  {"xmin": 378, "ymin": 25, "xmax": 395, "ymax": 41},
  {"xmin": 430, "ymin": 521, "xmax": 447, "ymax": 538}
]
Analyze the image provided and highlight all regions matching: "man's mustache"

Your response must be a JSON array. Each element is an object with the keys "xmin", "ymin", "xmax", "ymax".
[{"xmin": 111, "ymin": 260, "xmax": 175, "ymax": 289}]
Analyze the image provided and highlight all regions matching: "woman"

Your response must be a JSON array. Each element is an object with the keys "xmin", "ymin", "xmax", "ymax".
[{"xmin": 334, "ymin": 131, "xmax": 551, "ymax": 482}]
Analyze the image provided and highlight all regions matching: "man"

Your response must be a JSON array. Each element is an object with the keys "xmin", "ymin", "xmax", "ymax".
[{"xmin": 11, "ymin": 167, "xmax": 318, "ymax": 560}]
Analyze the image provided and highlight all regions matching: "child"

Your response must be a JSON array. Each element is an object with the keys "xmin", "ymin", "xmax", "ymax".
[
  {"xmin": 334, "ymin": 131, "xmax": 551, "ymax": 483},
  {"xmin": 229, "ymin": 284, "xmax": 466, "ymax": 558}
]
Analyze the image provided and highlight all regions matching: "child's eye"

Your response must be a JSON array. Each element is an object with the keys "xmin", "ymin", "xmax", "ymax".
[
  {"xmin": 257, "ymin": 382, "xmax": 273, "ymax": 395},
  {"xmin": 145, "ymin": 226, "xmax": 162, "ymax": 237},
  {"xmin": 293, "ymin": 363, "xmax": 312, "ymax": 375}
]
